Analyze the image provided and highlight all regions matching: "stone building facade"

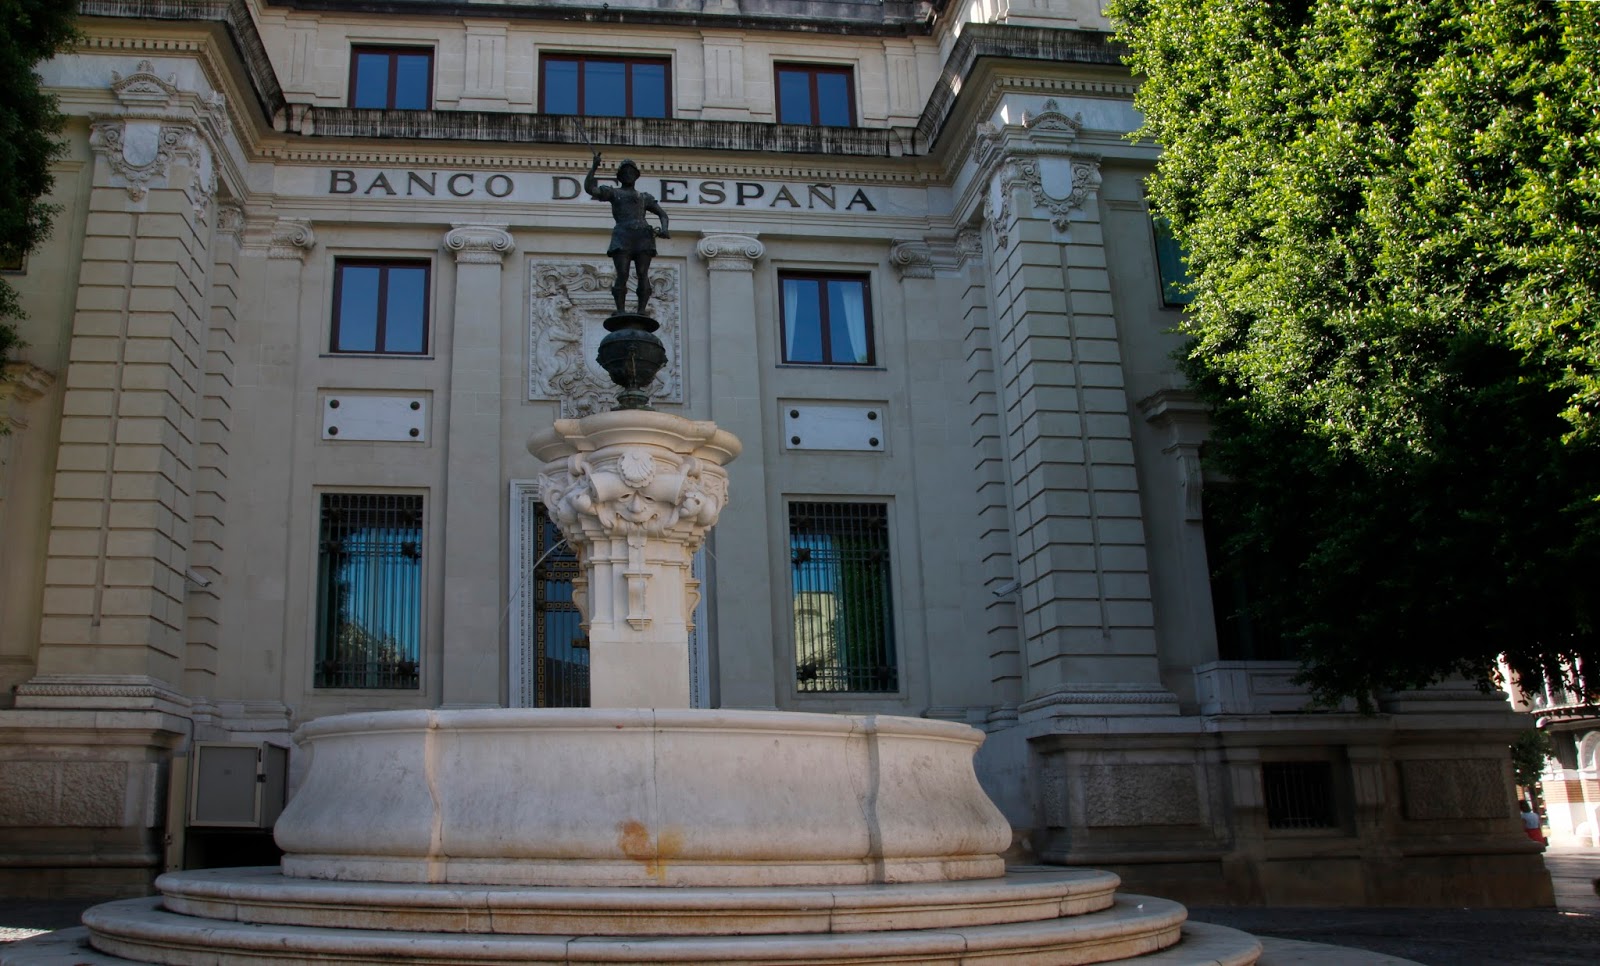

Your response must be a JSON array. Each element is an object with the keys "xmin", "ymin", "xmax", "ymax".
[{"xmin": 0, "ymin": 0, "xmax": 1553, "ymax": 904}]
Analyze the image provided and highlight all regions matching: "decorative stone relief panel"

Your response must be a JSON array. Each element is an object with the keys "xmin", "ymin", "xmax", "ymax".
[
  {"xmin": 528, "ymin": 260, "xmax": 683, "ymax": 416},
  {"xmin": 1082, "ymin": 764, "xmax": 1204, "ymax": 827},
  {"xmin": 1399, "ymin": 759, "xmax": 1510, "ymax": 820}
]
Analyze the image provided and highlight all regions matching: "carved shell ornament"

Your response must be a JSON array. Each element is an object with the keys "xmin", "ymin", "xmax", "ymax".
[{"xmin": 617, "ymin": 449, "xmax": 657, "ymax": 488}]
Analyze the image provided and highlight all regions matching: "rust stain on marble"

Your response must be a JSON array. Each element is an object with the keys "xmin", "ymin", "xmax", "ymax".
[{"xmin": 616, "ymin": 820, "xmax": 684, "ymax": 881}]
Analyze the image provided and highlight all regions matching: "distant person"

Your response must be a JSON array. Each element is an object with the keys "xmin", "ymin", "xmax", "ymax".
[{"xmin": 1520, "ymin": 800, "xmax": 1545, "ymax": 845}]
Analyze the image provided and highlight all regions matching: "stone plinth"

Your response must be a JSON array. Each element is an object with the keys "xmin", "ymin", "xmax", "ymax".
[
  {"xmin": 530, "ymin": 410, "xmax": 740, "ymax": 709},
  {"xmin": 271, "ymin": 708, "xmax": 1012, "ymax": 887}
]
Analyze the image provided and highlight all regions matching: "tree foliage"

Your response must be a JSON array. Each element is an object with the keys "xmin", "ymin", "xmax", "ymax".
[
  {"xmin": 1510, "ymin": 728, "xmax": 1553, "ymax": 792},
  {"xmin": 0, "ymin": 0, "xmax": 77, "ymax": 366},
  {"xmin": 1112, "ymin": 0, "xmax": 1600, "ymax": 704}
]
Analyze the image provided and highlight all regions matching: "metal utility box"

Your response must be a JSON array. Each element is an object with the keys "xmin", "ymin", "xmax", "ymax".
[{"xmin": 188, "ymin": 742, "xmax": 289, "ymax": 828}]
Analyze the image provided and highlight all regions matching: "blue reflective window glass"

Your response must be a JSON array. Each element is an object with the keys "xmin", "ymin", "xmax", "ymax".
[
  {"xmin": 333, "ymin": 261, "xmax": 429, "ymax": 355},
  {"xmin": 631, "ymin": 63, "xmax": 667, "ymax": 118},
  {"xmin": 543, "ymin": 60, "xmax": 579, "ymax": 115},
  {"xmin": 393, "ymin": 54, "xmax": 431, "ymax": 109},
  {"xmin": 782, "ymin": 278, "xmax": 823, "ymax": 364},
  {"xmin": 351, "ymin": 48, "xmax": 432, "ymax": 109},
  {"xmin": 385, "ymin": 267, "xmax": 428, "ymax": 353},
  {"xmin": 584, "ymin": 60, "xmax": 628, "ymax": 117},
  {"xmin": 335, "ymin": 266, "xmax": 380, "ymax": 352},
  {"xmin": 777, "ymin": 70, "xmax": 813, "ymax": 124},
  {"xmin": 814, "ymin": 73, "xmax": 852, "ymax": 127},
  {"xmin": 826, "ymin": 280, "xmax": 869, "ymax": 364},
  {"xmin": 351, "ymin": 52, "xmax": 390, "ymax": 109},
  {"xmin": 776, "ymin": 65, "xmax": 854, "ymax": 128},
  {"xmin": 781, "ymin": 273, "xmax": 872, "ymax": 366}
]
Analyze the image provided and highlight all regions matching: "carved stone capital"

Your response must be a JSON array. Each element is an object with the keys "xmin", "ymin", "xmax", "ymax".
[
  {"xmin": 696, "ymin": 232, "xmax": 765, "ymax": 271},
  {"xmin": 537, "ymin": 445, "xmax": 732, "ymax": 552},
  {"xmin": 1138, "ymin": 388, "xmax": 1211, "ymax": 522},
  {"xmin": 269, "ymin": 219, "xmax": 316, "ymax": 261},
  {"xmin": 889, "ymin": 240, "xmax": 934, "ymax": 279},
  {"xmin": 444, "ymin": 224, "xmax": 515, "ymax": 265},
  {"xmin": 215, "ymin": 203, "xmax": 246, "ymax": 239}
]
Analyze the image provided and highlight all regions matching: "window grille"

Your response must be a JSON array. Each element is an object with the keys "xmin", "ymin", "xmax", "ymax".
[
  {"xmin": 534, "ymin": 505, "xmax": 589, "ymax": 707},
  {"xmin": 315, "ymin": 493, "xmax": 423, "ymax": 689},
  {"xmin": 790, "ymin": 502, "xmax": 897, "ymax": 693},
  {"xmin": 1263, "ymin": 761, "xmax": 1339, "ymax": 830}
]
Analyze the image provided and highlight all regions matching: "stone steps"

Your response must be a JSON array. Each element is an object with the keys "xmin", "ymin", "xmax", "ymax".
[
  {"xmin": 79, "ymin": 893, "xmax": 1246, "ymax": 965},
  {"xmin": 154, "ymin": 865, "xmax": 1121, "ymax": 936}
]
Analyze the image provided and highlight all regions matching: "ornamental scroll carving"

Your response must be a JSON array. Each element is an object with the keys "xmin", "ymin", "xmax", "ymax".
[{"xmin": 528, "ymin": 261, "xmax": 682, "ymax": 416}]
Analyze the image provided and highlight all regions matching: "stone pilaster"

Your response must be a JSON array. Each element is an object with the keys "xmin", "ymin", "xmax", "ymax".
[
  {"xmin": 224, "ymin": 217, "xmax": 312, "ymax": 708},
  {"xmin": 954, "ymin": 228, "xmax": 1024, "ymax": 722},
  {"xmin": 695, "ymin": 232, "xmax": 776, "ymax": 708},
  {"xmin": 0, "ymin": 363, "xmax": 57, "ymax": 700},
  {"xmin": 0, "ymin": 58, "xmax": 227, "ymax": 896},
  {"xmin": 28, "ymin": 59, "xmax": 224, "ymax": 694},
  {"xmin": 975, "ymin": 106, "xmax": 1173, "ymax": 718},
  {"xmin": 184, "ymin": 203, "xmax": 244, "ymax": 697},
  {"xmin": 531, "ymin": 412, "xmax": 739, "ymax": 708},
  {"xmin": 440, "ymin": 224, "xmax": 514, "ymax": 708}
]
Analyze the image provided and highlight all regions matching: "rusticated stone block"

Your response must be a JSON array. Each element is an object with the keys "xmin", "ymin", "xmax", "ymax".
[
  {"xmin": 1400, "ymin": 759, "xmax": 1509, "ymax": 820},
  {"xmin": 1082, "ymin": 764, "xmax": 1203, "ymax": 827},
  {"xmin": 0, "ymin": 760, "xmax": 128, "ymax": 827}
]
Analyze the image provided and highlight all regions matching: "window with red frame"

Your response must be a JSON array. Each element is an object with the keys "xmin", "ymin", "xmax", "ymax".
[
  {"xmin": 775, "ymin": 64, "xmax": 855, "ymax": 127},
  {"xmin": 540, "ymin": 55, "xmax": 670, "ymax": 118}
]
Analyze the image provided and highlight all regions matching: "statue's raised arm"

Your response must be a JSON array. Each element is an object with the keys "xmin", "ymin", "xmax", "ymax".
[{"xmin": 585, "ymin": 152, "xmax": 668, "ymax": 315}]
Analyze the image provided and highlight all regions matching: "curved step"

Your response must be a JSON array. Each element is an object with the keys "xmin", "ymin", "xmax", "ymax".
[
  {"xmin": 83, "ymin": 895, "xmax": 1192, "ymax": 965},
  {"xmin": 156, "ymin": 865, "xmax": 1119, "ymax": 936}
]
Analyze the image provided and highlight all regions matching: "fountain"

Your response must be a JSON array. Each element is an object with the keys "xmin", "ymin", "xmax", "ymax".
[{"xmin": 1, "ymin": 159, "xmax": 1262, "ymax": 966}]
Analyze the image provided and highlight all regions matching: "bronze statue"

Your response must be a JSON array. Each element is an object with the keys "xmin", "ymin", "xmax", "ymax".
[{"xmin": 585, "ymin": 152, "xmax": 671, "ymax": 315}]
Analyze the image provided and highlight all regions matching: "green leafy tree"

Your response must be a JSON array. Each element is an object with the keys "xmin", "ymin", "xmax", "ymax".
[
  {"xmin": 1112, "ymin": 0, "xmax": 1600, "ymax": 704},
  {"xmin": 0, "ymin": 0, "xmax": 78, "ymax": 368}
]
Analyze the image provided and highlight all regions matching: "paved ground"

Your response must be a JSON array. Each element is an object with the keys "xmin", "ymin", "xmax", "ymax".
[
  {"xmin": 3, "ymin": 847, "xmax": 1597, "ymax": 963},
  {"xmin": 1190, "ymin": 846, "xmax": 1600, "ymax": 966}
]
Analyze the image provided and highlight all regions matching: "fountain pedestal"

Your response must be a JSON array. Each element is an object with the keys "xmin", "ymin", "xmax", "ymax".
[{"xmin": 530, "ymin": 410, "xmax": 738, "ymax": 709}]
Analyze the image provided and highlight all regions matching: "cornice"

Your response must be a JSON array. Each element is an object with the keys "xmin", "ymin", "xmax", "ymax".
[{"xmin": 263, "ymin": 0, "xmax": 935, "ymax": 37}]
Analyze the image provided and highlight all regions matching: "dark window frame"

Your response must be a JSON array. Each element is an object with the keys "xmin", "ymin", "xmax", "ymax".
[
  {"xmin": 777, "ymin": 271, "xmax": 875, "ymax": 367},
  {"xmin": 1151, "ymin": 215, "xmax": 1194, "ymax": 308},
  {"xmin": 329, "ymin": 258, "xmax": 433, "ymax": 356},
  {"xmin": 314, "ymin": 492, "xmax": 425, "ymax": 691},
  {"xmin": 789, "ymin": 501, "xmax": 898, "ymax": 694},
  {"xmin": 348, "ymin": 45, "xmax": 435, "ymax": 110},
  {"xmin": 774, "ymin": 63, "xmax": 857, "ymax": 127},
  {"xmin": 538, "ymin": 53, "xmax": 673, "ymax": 118}
]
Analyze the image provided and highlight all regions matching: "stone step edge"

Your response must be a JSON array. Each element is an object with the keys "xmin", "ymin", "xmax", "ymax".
[
  {"xmin": 84, "ymin": 895, "xmax": 1190, "ymax": 965},
  {"xmin": 156, "ymin": 866, "xmax": 1119, "ymax": 936},
  {"xmin": 2, "ymin": 921, "xmax": 1266, "ymax": 966}
]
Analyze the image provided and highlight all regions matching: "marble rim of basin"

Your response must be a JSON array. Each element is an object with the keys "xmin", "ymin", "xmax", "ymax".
[{"xmin": 273, "ymin": 708, "xmax": 1013, "ymax": 888}]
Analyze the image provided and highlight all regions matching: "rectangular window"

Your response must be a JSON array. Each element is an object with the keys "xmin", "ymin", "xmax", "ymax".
[
  {"xmin": 779, "ymin": 273, "xmax": 873, "ymax": 366},
  {"xmin": 775, "ymin": 64, "xmax": 855, "ymax": 127},
  {"xmin": 331, "ymin": 259, "xmax": 430, "ymax": 355},
  {"xmin": 1263, "ymin": 762, "xmax": 1338, "ymax": 830},
  {"xmin": 790, "ymin": 502, "xmax": 897, "ymax": 693},
  {"xmin": 539, "ymin": 55, "xmax": 670, "ymax": 118},
  {"xmin": 315, "ymin": 493, "xmax": 423, "ymax": 690},
  {"xmin": 533, "ymin": 504, "xmax": 589, "ymax": 708},
  {"xmin": 350, "ymin": 46, "xmax": 433, "ymax": 109},
  {"xmin": 1152, "ymin": 215, "xmax": 1194, "ymax": 307}
]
